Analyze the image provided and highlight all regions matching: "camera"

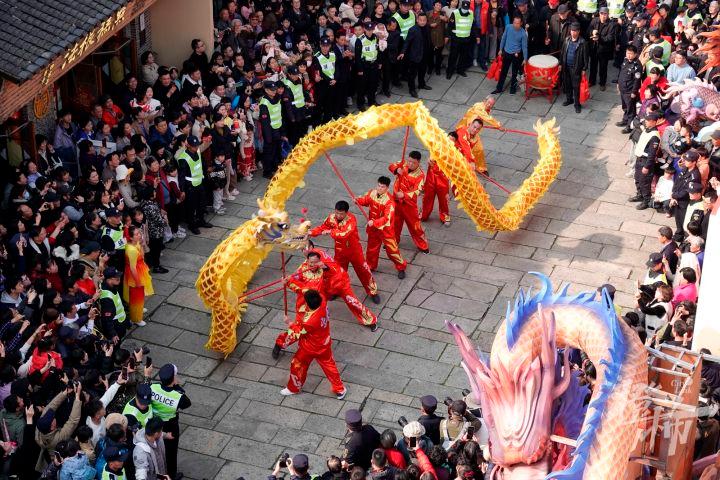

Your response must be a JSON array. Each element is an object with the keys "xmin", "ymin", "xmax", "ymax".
[
  {"xmin": 397, "ymin": 416, "xmax": 408, "ymax": 428},
  {"xmin": 278, "ymin": 452, "xmax": 290, "ymax": 468},
  {"xmin": 443, "ymin": 397, "xmax": 453, "ymax": 407}
]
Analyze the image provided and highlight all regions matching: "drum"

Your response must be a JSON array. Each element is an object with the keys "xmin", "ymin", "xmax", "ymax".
[{"xmin": 525, "ymin": 55, "xmax": 560, "ymax": 91}]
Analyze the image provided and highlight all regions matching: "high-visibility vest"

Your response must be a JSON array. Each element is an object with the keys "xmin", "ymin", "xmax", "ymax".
[
  {"xmin": 150, "ymin": 384, "xmax": 182, "ymax": 421},
  {"xmin": 392, "ymin": 11, "xmax": 416, "ymax": 39},
  {"xmin": 283, "ymin": 79, "xmax": 306, "ymax": 108},
  {"xmin": 577, "ymin": 0, "xmax": 597, "ymax": 14},
  {"xmin": 634, "ymin": 129, "xmax": 660, "ymax": 157},
  {"xmin": 101, "ymin": 226, "xmax": 125, "ymax": 251},
  {"xmin": 100, "ymin": 288, "xmax": 126, "ymax": 324},
  {"xmin": 656, "ymin": 39, "xmax": 671, "ymax": 65},
  {"xmin": 101, "ymin": 466, "xmax": 126, "ymax": 480},
  {"xmin": 607, "ymin": 0, "xmax": 624, "ymax": 17},
  {"xmin": 260, "ymin": 96, "xmax": 283, "ymax": 129},
  {"xmin": 360, "ymin": 35, "xmax": 378, "ymax": 62},
  {"xmin": 314, "ymin": 51, "xmax": 336, "ymax": 79},
  {"xmin": 178, "ymin": 150, "xmax": 203, "ymax": 187},
  {"xmin": 122, "ymin": 399, "xmax": 153, "ymax": 428},
  {"xmin": 453, "ymin": 10, "xmax": 474, "ymax": 38},
  {"xmin": 645, "ymin": 59, "xmax": 665, "ymax": 76}
]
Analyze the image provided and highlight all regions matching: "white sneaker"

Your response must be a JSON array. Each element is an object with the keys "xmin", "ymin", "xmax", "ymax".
[
  {"xmin": 143, "ymin": 308, "xmax": 147, "ymax": 313},
  {"xmin": 244, "ymin": 175, "xmax": 253, "ymax": 182},
  {"xmin": 280, "ymin": 388, "xmax": 297, "ymax": 396},
  {"xmin": 224, "ymin": 194, "xmax": 236, "ymax": 201},
  {"xmin": 336, "ymin": 388, "xmax": 347, "ymax": 400},
  {"xmin": 443, "ymin": 221, "xmax": 452, "ymax": 228},
  {"xmin": 230, "ymin": 188, "xmax": 240, "ymax": 195},
  {"xmin": 178, "ymin": 226, "xmax": 187, "ymax": 233},
  {"xmin": 135, "ymin": 320, "xmax": 147, "ymax": 326},
  {"xmin": 214, "ymin": 209, "xmax": 226, "ymax": 215},
  {"xmin": 173, "ymin": 231, "xmax": 187, "ymax": 239}
]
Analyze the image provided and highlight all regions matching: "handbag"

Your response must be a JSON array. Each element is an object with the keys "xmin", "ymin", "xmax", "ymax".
[
  {"xmin": 579, "ymin": 72, "xmax": 590, "ymax": 104},
  {"xmin": 487, "ymin": 55, "xmax": 503, "ymax": 81}
]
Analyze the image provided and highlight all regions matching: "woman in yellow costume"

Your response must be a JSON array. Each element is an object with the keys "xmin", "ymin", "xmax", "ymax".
[{"xmin": 123, "ymin": 225, "xmax": 154, "ymax": 325}]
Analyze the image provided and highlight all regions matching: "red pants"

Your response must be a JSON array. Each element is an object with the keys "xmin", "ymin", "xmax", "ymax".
[
  {"xmin": 421, "ymin": 181, "xmax": 450, "ymax": 223},
  {"xmin": 336, "ymin": 248, "xmax": 378, "ymax": 295},
  {"xmin": 394, "ymin": 203, "xmax": 429, "ymax": 251},
  {"xmin": 287, "ymin": 346, "xmax": 344, "ymax": 394},
  {"xmin": 329, "ymin": 285, "xmax": 377, "ymax": 326},
  {"xmin": 366, "ymin": 228, "xmax": 407, "ymax": 271}
]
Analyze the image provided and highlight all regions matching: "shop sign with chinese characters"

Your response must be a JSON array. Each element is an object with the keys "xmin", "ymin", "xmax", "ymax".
[{"xmin": 38, "ymin": 0, "xmax": 156, "ymax": 87}]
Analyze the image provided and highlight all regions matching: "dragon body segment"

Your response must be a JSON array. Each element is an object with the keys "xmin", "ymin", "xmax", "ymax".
[
  {"xmin": 448, "ymin": 273, "xmax": 648, "ymax": 480},
  {"xmin": 197, "ymin": 102, "xmax": 562, "ymax": 355}
]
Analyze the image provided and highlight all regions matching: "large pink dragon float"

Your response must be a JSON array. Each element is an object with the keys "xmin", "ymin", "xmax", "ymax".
[{"xmin": 448, "ymin": 273, "xmax": 648, "ymax": 479}]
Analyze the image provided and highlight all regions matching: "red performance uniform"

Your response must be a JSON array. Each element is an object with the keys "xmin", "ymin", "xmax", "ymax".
[
  {"xmin": 356, "ymin": 189, "xmax": 407, "ymax": 272},
  {"xmin": 455, "ymin": 125, "xmax": 479, "ymax": 169},
  {"xmin": 285, "ymin": 300, "xmax": 345, "ymax": 394},
  {"xmin": 309, "ymin": 212, "xmax": 378, "ymax": 296},
  {"xmin": 389, "ymin": 160, "xmax": 429, "ymax": 251},
  {"xmin": 421, "ymin": 159, "xmax": 451, "ymax": 223}
]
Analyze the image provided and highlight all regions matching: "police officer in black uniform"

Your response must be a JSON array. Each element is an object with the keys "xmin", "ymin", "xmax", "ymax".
[
  {"xmin": 258, "ymin": 80, "xmax": 288, "ymax": 178},
  {"xmin": 630, "ymin": 13, "xmax": 649, "ymax": 51},
  {"xmin": 629, "ymin": 112, "xmax": 661, "ymax": 210},
  {"xmin": 670, "ymin": 150, "xmax": 703, "ymax": 241},
  {"xmin": 342, "ymin": 409, "xmax": 381, "ymax": 471},
  {"xmin": 616, "ymin": 44, "xmax": 642, "ymax": 132},
  {"xmin": 355, "ymin": 21, "xmax": 381, "ymax": 110},
  {"xmin": 282, "ymin": 65, "xmax": 310, "ymax": 146},
  {"xmin": 417, "ymin": 395, "xmax": 443, "ymax": 445}
]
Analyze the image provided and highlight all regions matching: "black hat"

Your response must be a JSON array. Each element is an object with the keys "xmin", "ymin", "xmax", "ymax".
[
  {"xmin": 105, "ymin": 207, "xmax": 121, "ymax": 218},
  {"xmin": 649, "ymin": 27, "xmax": 660, "ymax": 37},
  {"xmin": 646, "ymin": 252, "xmax": 663, "ymax": 267},
  {"xmin": 159, "ymin": 363, "xmax": 177, "ymax": 383},
  {"xmin": 557, "ymin": 4, "xmax": 569, "ymax": 13},
  {"xmin": 136, "ymin": 383, "xmax": 152, "ymax": 404},
  {"xmin": 636, "ymin": 12, "xmax": 650, "ymax": 20},
  {"xmin": 682, "ymin": 150, "xmax": 699, "ymax": 162},
  {"xmin": 292, "ymin": 454, "xmax": 309, "ymax": 469},
  {"xmin": 320, "ymin": 37, "xmax": 332, "ymax": 46},
  {"xmin": 287, "ymin": 65, "xmax": 299, "ymax": 75},
  {"xmin": 103, "ymin": 266, "xmax": 121, "ymax": 278},
  {"xmin": 626, "ymin": 3, "xmax": 636, "ymax": 11},
  {"xmin": 36, "ymin": 409, "xmax": 55, "ymax": 434},
  {"xmin": 687, "ymin": 0, "xmax": 697, "ymax": 4},
  {"xmin": 689, "ymin": 182, "xmax": 703, "ymax": 193},
  {"xmin": 599, "ymin": 6, "xmax": 609, "ymax": 13},
  {"xmin": 645, "ymin": 111, "xmax": 661, "ymax": 121},
  {"xmin": 103, "ymin": 446, "xmax": 129, "ymax": 463},
  {"xmin": 570, "ymin": 22, "xmax": 581, "ymax": 31},
  {"xmin": 461, "ymin": 0, "xmax": 471, "ymax": 7},
  {"xmin": 263, "ymin": 80, "xmax": 277, "ymax": 90},
  {"xmin": 345, "ymin": 408, "xmax": 362, "ymax": 426},
  {"xmin": 187, "ymin": 135, "xmax": 201, "ymax": 147},
  {"xmin": 420, "ymin": 395, "xmax": 438, "ymax": 410},
  {"xmin": 401, "ymin": 0, "xmax": 413, "ymax": 4},
  {"xmin": 363, "ymin": 20, "xmax": 375, "ymax": 29},
  {"xmin": 80, "ymin": 241, "xmax": 101, "ymax": 255},
  {"xmin": 515, "ymin": 0, "xmax": 528, "ymax": 5}
]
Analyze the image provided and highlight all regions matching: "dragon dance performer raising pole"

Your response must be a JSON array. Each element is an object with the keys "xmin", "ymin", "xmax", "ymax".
[
  {"xmin": 272, "ymin": 247, "xmax": 378, "ymax": 359},
  {"xmin": 279, "ymin": 289, "xmax": 347, "ymax": 399},
  {"xmin": 390, "ymin": 150, "xmax": 430, "ymax": 254},
  {"xmin": 309, "ymin": 201, "xmax": 381, "ymax": 305}
]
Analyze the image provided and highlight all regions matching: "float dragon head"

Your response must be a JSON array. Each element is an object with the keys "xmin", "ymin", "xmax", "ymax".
[
  {"xmin": 447, "ymin": 273, "xmax": 640, "ymax": 480},
  {"xmin": 254, "ymin": 199, "xmax": 311, "ymax": 250},
  {"xmin": 666, "ymin": 78, "xmax": 720, "ymax": 124}
]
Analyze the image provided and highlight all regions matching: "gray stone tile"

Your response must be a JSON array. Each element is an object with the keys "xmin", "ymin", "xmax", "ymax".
[
  {"xmin": 242, "ymin": 400, "xmax": 310, "ymax": 429},
  {"xmin": 179, "ymin": 426, "xmax": 232, "ymax": 456},
  {"xmin": 281, "ymin": 392, "xmax": 344, "ymax": 416},
  {"xmin": 183, "ymin": 383, "xmax": 230, "ymax": 418},
  {"xmin": 380, "ymin": 352, "xmax": 453, "ymax": 384},
  {"xmin": 176, "ymin": 450, "xmax": 226, "ymax": 479},
  {"xmin": 220, "ymin": 437, "xmax": 285, "ymax": 467},
  {"xmin": 376, "ymin": 330, "xmax": 446, "ymax": 361}
]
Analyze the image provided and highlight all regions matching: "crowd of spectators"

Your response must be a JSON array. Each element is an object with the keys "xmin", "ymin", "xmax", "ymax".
[{"xmin": 2, "ymin": 0, "xmax": 720, "ymax": 477}]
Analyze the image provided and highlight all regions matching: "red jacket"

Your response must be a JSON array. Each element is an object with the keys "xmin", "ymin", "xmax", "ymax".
[
  {"xmin": 29, "ymin": 348, "xmax": 63, "ymax": 381},
  {"xmin": 455, "ymin": 126, "xmax": 478, "ymax": 165},
  {"xmin": 639, "ymin": 76, "xmax": 669, "ymax": 101},
  {"xmin": 384, "ymin": 448, "xmax": 407, "ymax": 469},
  {"xmin": 286, "ymin": 300, "xmax": 332, "ymax": 352},
  {"xmin": 389, "ymin": 161, "xmax": 425, "ymax": 205},
  {"xmin": 145, "ymin": 170, "xmax": 183, "ymax": 210},
  {"xmin": 426, "ymin": 160, "xmax": 450, "ymax": 190},
  {"xmin": 309, "ymin": 212, "xmax": 363, "ymax": 255},
  {"xmin": 356, "ymin": 190, "xmax": 396, "ymax": 231}
]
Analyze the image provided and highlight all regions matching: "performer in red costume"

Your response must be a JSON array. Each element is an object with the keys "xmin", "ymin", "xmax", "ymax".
[
  {"xmin": 309, "ymin": 200, "xmax": 381, "ymax": 304},
  {"xmin": 421, "ymin": 150, "xmax": 451, "ymax": 227},
  {"xmin": 272, "ymin": 247, "xmax": 378, "ymax": 358},
  {"xmin": 356, "ymin": 176, "xmax": 408, "ymax": 279},
  {"xmin": 455, "ymin": 118, "xmax": 484, "ymax": 174},
  {"xmin": 389, "ymin": 151, "xmax": 430, "ymax": 254},
  {"xmin": 280, "ymin": 289, "xmax": 347, "ymax": 399}
]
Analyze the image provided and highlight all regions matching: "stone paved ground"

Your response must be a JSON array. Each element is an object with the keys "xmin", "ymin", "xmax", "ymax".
[{"xmin": 121, "ymin": 66, "xmax": 676, "ymax": 479}]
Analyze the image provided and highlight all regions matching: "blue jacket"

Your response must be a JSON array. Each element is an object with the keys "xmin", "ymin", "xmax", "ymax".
[{"xmin": 59, "ymin": 454, "xmax": 96, "ymax": 480}]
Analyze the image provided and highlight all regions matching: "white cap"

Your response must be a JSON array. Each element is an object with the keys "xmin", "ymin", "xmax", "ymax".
[
  {"xmin": 116, "ymin": 165, "xmax": 131, "ymax": 181},
  {"xmin": 402, "ymin": 421, "xmax": 426, "ymax": 438}
]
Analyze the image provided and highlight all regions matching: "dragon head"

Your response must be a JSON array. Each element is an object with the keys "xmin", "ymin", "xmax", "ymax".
[{"xmin": 254, "ymin": 200, "xmax": 311, "ymax": 250}]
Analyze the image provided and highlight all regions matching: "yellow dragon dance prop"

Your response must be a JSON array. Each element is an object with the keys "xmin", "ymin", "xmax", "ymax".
[{"xmin": 196, "ymin": 101, "xmax": 562, "ymax": 354}]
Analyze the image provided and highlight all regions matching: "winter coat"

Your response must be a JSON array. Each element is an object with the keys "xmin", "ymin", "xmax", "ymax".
[
  {"xmin": 59, "ymin": 454, "xmax": 96, "ymax": 480},
  {"xmin": 133, "ymin": 428, "xmax": 167, "ymax": 480},
  {"xmin": 35, "ymin": 392, "xmax": 82, "ymax": 472}
]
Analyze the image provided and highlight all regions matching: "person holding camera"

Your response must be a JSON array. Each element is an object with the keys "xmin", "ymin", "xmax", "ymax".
[
  {"xmin": 438, "ymin": 400, "xmax": 482, "ymax": 451},
  {"xmin": 396, "ymin": 419, "xmax": 434, "ymax": 464},
  {"xmin": 270, "ymin": 453, "xmax": 313, "ymax": 480},
  {"xmin": 133, "ymin": 417, "xmax": 172, "ymax": 480},
  {"xmin": 34, "ymin": 382, "xmax": 83, "ymax": 472}
]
